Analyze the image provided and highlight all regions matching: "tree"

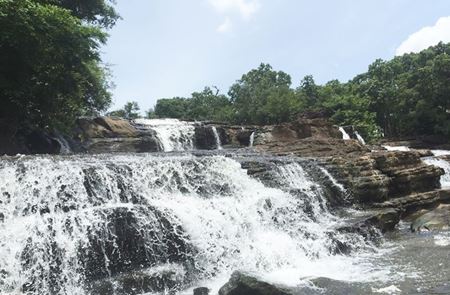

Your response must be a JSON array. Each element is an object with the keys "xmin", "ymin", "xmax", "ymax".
[
  {"xmin": 229, "ymin": 63, "xmax": 294, "ymax": 124},
  {"xmin": 154, "ymin": 97, "xmax": 189, "ymax": 119},
  {"xmin": 108, "ymin": 101, "xmax": 141, "ymax": 119},
  {"xmin": 187, "ymin": 87, "xmax": 232, "ymax": 121},
  {"xmin": 36, "ymin": 0, "xmax": 119, "ymax": 28},
  {"xmin": 0, "ymin": 0, "xmax": 113, "ymax": 132}
]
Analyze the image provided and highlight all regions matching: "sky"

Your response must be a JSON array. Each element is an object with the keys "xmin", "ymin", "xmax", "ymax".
[{"xmin": 102, "ymin": 0, "xmax": 450, "ymax": 113}]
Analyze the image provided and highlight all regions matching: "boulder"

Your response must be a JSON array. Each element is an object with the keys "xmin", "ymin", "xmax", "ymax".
[
  {"xmin": 218, "ymin": 271, "xmax": 292, "ymax": 295},
  {"xmin": 77, "ymin": 117, "xmax": 139, "ymax": 139}
]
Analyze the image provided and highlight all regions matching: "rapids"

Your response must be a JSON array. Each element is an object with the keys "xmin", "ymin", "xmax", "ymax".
[{"xmin": 0, "ymin": 152, "xmax": 393, "ymax": 294}]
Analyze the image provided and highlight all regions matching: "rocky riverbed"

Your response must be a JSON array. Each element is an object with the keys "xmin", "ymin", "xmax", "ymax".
[{"xmin": 1, "ymin": 116, "xmax": 450, "ymax": 295}]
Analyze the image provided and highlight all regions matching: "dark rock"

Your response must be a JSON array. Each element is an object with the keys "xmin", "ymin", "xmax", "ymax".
[
  {"xmin": 193, "ymin": 287, "xmax": 210, "ymax": 295},
  {"xmin": 88, "ymin": 266, "xmax": 186, "ymax": 295},
  {"xmin": 236, "ymin": 130, "xmax": 254, "ymax": 147},
  {"xmin": 218, "ymin": 271, "xmax": 292, "ymax": 295},
  {"xmin": 80, "ymin": 206, "xmax": 195, "ymax": 282},
  {"xmin": 194, "ymin": 126, "xmax": 218, "ymax": 150}
]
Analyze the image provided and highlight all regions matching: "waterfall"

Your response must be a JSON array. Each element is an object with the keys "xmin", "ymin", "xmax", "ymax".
[
  {"xmin": 211, "ymin": 126, "xmax": 222, "ymax": 150},
  {"xmin": 339, "ymin": 127, "xmax": 350, "ymax": 140},
  {"xmin": 0, "ymin": 154, "xmax": 388, "ymax": 294},
  {"xmin": 249, "ymin": 132, "xmax": 255, "ymax": 147},
  {"xmin": 423, "ymin": 157, "xmax": 450, "ymax": 188},
  {"xmin": 133, "ymin": 118, "xmax": 195, "ymax": 152},
  {"xmin": 355, "ymin": 131, "xmax": 366, "ymax": 145}
]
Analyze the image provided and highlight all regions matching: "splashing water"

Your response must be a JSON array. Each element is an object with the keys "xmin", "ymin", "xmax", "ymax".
[
  {"xmin": 339, "ymin": 127, "xmax": 350, "ymax": 140},
  {"xmin": 134, "ymin": 118, "xmax": 195, "ymax": 152},
  {"xmin": 423, "ymin": 157, "xmax": 450, "ymax": 188},
  {"xmin": 211, "ymin": 127, "xmax": 222, "ymax": 150},
  {"xmin": 0, "ymin": 154, "xmax": 392, "ymax": 294}
]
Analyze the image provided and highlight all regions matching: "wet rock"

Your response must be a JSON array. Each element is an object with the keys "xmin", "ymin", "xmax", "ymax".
[
  {"xmin": 81, "ymin": 206, "xmax": 195, "ymax": 282},
  {"xmin": 194, "ymin": 126, "xmax": 218, "ymax": 150},
  {"xmin": 322, "ymin": 151, "xmax": 444, "ymax": 206},
  {"xmin": 373, "ymin": 189, "xmax": 450, "ymax": 214},
  {"xmin": 411, "ymin": 204, "xmax": 450, "ymax": 232},
  {"xmin": 218, "ymin": 271, "xmax": 292, "ymax": 295},
  {"xmin": 193, "ymin": 287, "xmax": 210, "ymax": 295},
  {"xmin": 337, "ymin": 209, "xmax": 400, "ymax": 243},
  {"xmin": 88, "ymin": 265, "xmax": 186, "ymax": 295}
]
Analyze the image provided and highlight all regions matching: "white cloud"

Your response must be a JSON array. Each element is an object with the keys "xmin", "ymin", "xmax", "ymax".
[
  {"xmin": 396, "ymin": 16, "xmax": 450, "ymax": 56},
  {"xmin": 217, "ymin": 17, "xmax": 233, "ymax": 33},
  {"xmin": 208, "ymin": 0, "xmax": 260, "ymax": 20}
]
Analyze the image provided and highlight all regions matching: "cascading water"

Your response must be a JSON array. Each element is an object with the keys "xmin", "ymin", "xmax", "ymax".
[
  {"xmin": 423, "ymin": 157, "xmax": 450, "ymax": 188},
  {"xmin": 133, "ymin": 118, "xmax": 195, "ymax": 152},
  {"xmin": 211, "ymin": 127, "xmax": 222, "ymax": 150},
  {"xmin": 355, "ymin": 131, "xmax": 366, "ymax": 145},
  {"xmin": 338, "ymin": 127, "xmax": 350, "ymax": 140},
  {"xmin": 249, "ymin": 132, "xmax": 255, "ymax": 147},
  {"xmin": 0, "ymin": 153, "xmax": 392, "ymax": 294}
]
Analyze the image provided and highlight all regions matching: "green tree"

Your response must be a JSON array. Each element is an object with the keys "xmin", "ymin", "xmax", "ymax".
[
  {"xmin": 154, "ymin": 97, "xmax": 189, "ymax": 119},
  {"xmin": 0, "ymin": 0, "xmax": 113, "ymax": 132},
  {"xmin": 187, "ymin": 87, "xmax": 232, "ymax": 122},
  {"xmin": 108, "ymin": 101, "xmax": 141, "ymax": 119},
  {"xmin": 229, "ymin": 63, "xmax": 294, "ymax": 124}
]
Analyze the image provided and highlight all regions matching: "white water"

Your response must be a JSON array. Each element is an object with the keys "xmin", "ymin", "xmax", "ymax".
[
  {"xmin": 133, "ymin": 118, "xmax": 195, "ymax": 152},
  {"xmin": 0, "ymin": 154, "xmax": 392, "ymax": 294},
  {"xmin": 339, "ymin": 127, "xmax": 350, "ymax": 140},
  {"xmin": 383, "ymin": 145, "xmax": 410, "ymax": 152},
  {"xmin": 423, "ymin": 157, "xmax": 450, "ymax": 188},
  {"xmin": 355, "ymin": 131, "xmax": 366, "ymax": 145},
  {"xmin": 431, "ymin": 150, "xmax": 450, "ymax": 157},
  {"xmin": 211, "ymin": 127, "xmax": 222, "ymax": 150},
  {"xmin": 249, "ymin": 132, "xmax": 255, "ymax": 147}
]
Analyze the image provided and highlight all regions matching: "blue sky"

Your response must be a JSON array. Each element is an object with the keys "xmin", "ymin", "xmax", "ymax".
[{"xmin": 102, "ymin": 0, "xmax": 450, "ymax": 113}]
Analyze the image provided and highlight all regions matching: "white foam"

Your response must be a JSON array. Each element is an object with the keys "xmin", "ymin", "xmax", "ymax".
[{"xmin": 383, "ymin": 145, "xmax": 410, "ymax": 152}]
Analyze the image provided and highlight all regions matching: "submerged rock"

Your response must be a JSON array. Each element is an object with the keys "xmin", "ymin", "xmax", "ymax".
[
  {"xmin": 411, "ymin": 204, "xmax": 450, "ymax": 232},
  {"xmin": 218, "ymin": 271, "xmax": 292, "ymax": 295}
]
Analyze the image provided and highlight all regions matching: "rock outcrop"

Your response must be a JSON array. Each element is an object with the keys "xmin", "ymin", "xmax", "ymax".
[
  {"xmin": 410, "ymin": 204, "xmax": 450, "ymax": 232},
  {"xmin": 218, "ymin": 271, "xmax": 292, "ymax": 295}
]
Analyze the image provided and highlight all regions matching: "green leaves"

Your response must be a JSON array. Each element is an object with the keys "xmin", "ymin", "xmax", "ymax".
[{"xmin": 0, "ymin": 0, "xmax": 113, "ymax": 132}]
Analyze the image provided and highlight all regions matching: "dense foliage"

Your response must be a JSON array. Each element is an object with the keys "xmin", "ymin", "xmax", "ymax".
[
  {"xmin": 0, "ymin": 0, "xmax": 117, "ymax": 132},
  {"xmin": 151, "ymin": 43, "xmax": 450, "ymax": 141}
]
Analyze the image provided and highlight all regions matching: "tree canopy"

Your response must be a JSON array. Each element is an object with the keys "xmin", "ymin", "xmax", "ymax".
[
  {"xmin": 151, "ymin": 43, "xmax": 450, "ymax": 142},
  {"xmin": 0, "ymin": 0, "xmax": 116, "ymax": 132}
]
